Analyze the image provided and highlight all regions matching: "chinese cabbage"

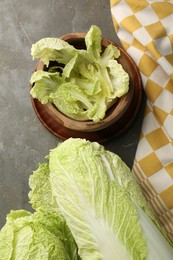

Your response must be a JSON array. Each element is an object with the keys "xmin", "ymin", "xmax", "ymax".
[
  {"xmin": 0, "ymin": 137, "xmax": 170, "ymax": 260},
  {"xmin": 29, "ymin": 138, "xmax": 172, "ymax": 260}
]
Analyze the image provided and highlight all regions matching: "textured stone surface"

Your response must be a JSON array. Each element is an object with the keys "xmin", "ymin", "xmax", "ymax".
[{"xmin": 0, "ymin": 0, "xmax": 145, "ymax": 228}]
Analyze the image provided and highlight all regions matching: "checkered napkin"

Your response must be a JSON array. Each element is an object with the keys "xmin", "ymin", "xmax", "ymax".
[{"xmin": 110, "ymin": 0, "xmax": 173, "ymax": 242}]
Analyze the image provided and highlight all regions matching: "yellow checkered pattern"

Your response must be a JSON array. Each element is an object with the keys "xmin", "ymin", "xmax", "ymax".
[{"xmin": 110, "ymin": 0, "xmax": 173, "ymax": 242}]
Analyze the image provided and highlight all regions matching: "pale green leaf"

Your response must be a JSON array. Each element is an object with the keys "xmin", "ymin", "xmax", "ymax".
[
  {"xmin": 29, "ymin": 163, "xmax": 58, "ymax": 213},
  {"xmin": 49, "ymin": 139, "xmax": 147, "ymax": 260},
  {"xmin": 85, "ymin": 25, "xmax": 102, "ymax": 60},
  {"xmin": 31, "ymin": 37, "xmax": 77, "ymax": 66},
  {"xmin": 30, "ymin": 70, "xmax": 64, "ymax": 104},
  {"xmin": 0, "ymin": 210, "xmax": 80, "ymax": 260}
]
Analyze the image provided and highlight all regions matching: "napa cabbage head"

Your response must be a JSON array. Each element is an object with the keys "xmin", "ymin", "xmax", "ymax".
[
  {"xmin": 29, "ymin": 138, "xmax": 173, "ymax": 260},
  {"xmin": 30, "ymin": 25, "xmax": 129, "ymax": 122},
  {"xmin": 0, "ymin": 209, "xmax": 80, "ymax": 260}
]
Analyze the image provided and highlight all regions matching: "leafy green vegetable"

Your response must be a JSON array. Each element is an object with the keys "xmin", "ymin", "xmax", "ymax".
[
  {"xmin": 107, "ymin": 60, "xmax": 129, "ymax": 98},
  {"xmin": 30, "ymin": 25, "xmax": 129, "ymax": 122},
  {"xmin": 85, "ymin": 24, "xmax": 102, "ymax": 60},
  {"xmin": 0, "ymin": 209, "xmax": 80, "ymax": 260},
  {"xmin": 29, "ymin": 138, "xmax": 173, "ymax": 260},
  {"xmin": 30, "ymin": 70, "xmax": 65, "ymax": 104},
  {"xmin": 99, "ymin": 44, "xmax": 120, "ymax": 66},
  {"xmin": 28, "ymin": 163, "xmax": 58, "ymax": 213},
  {"xmin": 31, "ymin": 37, "xmax": 77, "ymax": 67},
  {"xmin": 50, "ymin": 82, "xmax": 93, "ymax": 121}
]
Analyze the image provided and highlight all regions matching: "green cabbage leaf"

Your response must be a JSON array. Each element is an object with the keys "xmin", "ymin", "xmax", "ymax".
[
  {"xmin": 31, "ymin": 37, "xmax": 77, "ymax": 67},
  {"xmin": 0, "ymin": 209, "xmax": 80, "ymax": 260},
  {"xmin": 30, "ymin": 70, "xmax": 65, "ymax": 104},
  {"xmin": 28, "ymin": 163, "xmax": 58, "ymax": 213}
]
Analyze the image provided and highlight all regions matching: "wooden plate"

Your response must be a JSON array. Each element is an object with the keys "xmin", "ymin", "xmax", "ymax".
[{"xmin": 31, "ymin": 34, "xmax": 142, "ymax": 143}]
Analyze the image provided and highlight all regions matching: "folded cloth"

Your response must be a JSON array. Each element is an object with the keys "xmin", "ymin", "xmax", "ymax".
[{"xmin": 110, "ymin": 0, "xmax": 173, "ymax": 242}]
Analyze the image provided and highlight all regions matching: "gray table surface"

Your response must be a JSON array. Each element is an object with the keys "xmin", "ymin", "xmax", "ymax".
[{"xmin": 0, "ymin": 0, "xmax": 145, "ymax": 229}]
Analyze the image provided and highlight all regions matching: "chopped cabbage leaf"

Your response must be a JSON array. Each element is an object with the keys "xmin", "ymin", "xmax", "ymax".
[
  {"xmin": 30, "ymin": 25, "xmax": 129, "ymax": 122},
  {"xmin": 30, "ymin": 70, "xmax": 65, "ymax": 104}
]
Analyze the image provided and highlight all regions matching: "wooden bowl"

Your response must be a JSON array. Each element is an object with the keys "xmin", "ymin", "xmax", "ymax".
[{"xmin": 31, "ymin": 33, "xmax": 142, "ymax": 142}]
